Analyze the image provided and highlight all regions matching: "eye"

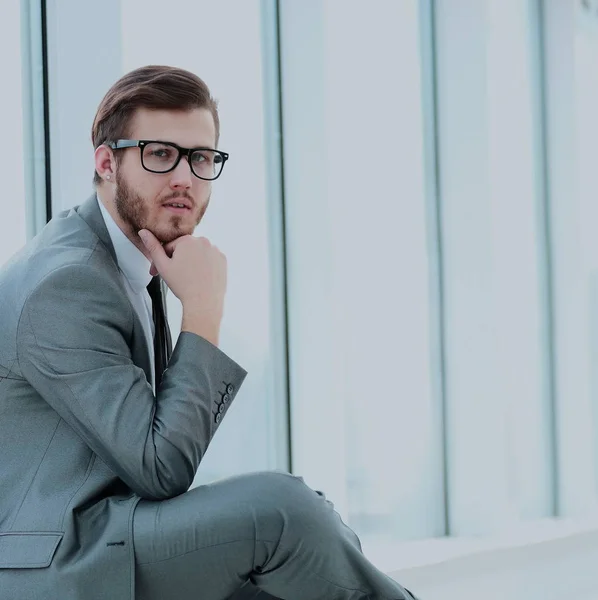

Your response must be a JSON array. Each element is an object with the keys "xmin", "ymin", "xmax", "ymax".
[
  {"xmin": 191, "ymin": 151, "xmax": 213, "ymax": 165},
  {"xmin": 151, "ymin": 148, "xmax": 173, "ymax": 159},
  {"xmin": 145, "ymin": 143, "xmax": 176, "ymax": 161}
]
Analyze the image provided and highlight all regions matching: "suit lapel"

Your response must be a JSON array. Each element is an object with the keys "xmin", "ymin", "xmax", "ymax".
[
  {"xmin": 76, "ymin": 194, "xmax": 118, "ymax": 266},
  {"xmin": 76, "ymin": 194, "xmax": 153, "ymax": 386}
]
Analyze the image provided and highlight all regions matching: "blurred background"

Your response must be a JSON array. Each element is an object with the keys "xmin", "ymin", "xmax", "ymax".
[{"xmin": 3, "ymin": 0, "xmax": 598, "ymax": 597}]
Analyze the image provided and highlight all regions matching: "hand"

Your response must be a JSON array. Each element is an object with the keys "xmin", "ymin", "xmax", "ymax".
[{"xmin": 138, "ymin": 230, "xmax": 227, "ymax": 341}]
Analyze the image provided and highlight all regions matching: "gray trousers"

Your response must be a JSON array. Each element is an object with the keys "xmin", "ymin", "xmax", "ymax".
[{"xmin": 133, "ymin": 471, "xmax": 418, "ymax": 600}]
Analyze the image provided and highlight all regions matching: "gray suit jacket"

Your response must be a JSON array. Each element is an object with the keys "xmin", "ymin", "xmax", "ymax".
[{"xmin": 0, "ymin": 194, "xmax": 247, "ymax": 599}]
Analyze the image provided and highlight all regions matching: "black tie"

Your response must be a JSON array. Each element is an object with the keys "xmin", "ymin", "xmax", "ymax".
[{"xmin": 147, "ymin": 277, "xmax": 173, "ymax": 388}]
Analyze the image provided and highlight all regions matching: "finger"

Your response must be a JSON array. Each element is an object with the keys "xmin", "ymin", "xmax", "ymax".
[
  {"xmin": 149, "ymin": 262, "xmax": 159, "ymax": 277},
  {"xmin": 163, "ymin": 235, "xmax": 189, "ymax": 258},
  {"xmin": 163, "ymin": 241, "xmax": 177, "ymax": 258},
  {"xmin": 138, "ymin": 230, "xmax": 169, "ymax": 273}
]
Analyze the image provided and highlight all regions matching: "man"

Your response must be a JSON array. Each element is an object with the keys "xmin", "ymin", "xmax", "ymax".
[{"xmin": 0, "ymin": 65, "xmax": 418, "ymax": 600}]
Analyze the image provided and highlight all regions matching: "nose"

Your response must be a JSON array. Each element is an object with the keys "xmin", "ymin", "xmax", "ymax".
[{"xmin": 169, "ymin": 156, "xmax": 193, "ymax": 190}]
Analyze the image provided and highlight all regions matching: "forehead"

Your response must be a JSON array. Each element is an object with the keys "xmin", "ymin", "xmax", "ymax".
[{"xmin": 129, "ymin": 108, "xmax": 216, "ymax": 148}]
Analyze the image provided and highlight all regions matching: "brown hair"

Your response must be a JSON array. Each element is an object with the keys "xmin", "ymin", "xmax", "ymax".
[{"xmin": 91, "ymin": 65, "xmax": 219, "ymax": 186}]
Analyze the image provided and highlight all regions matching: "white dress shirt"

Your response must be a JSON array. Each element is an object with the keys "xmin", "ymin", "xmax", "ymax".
[{"xmin": 97, "ymin": 197, "xmax": 156, "ymax": 389}]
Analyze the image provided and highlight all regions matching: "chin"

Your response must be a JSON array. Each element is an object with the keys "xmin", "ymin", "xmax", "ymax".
[{"xmin": 155, "ymin": 226, "xmax": 195, "ymax": 244}]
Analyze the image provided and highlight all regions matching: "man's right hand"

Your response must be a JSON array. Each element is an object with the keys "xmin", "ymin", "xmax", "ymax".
[{"xmin": 138, "ymin": 229, "xmax": 227, "ymax": 346}]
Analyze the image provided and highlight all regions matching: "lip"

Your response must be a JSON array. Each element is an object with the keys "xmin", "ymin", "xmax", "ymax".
[
  {"xmin": 162, "ymin": 199, "xmax": 193, "ymax": 213},
  {"xmin": 162, "ymin": 204, "xmax": 191, "ymax": 215}
]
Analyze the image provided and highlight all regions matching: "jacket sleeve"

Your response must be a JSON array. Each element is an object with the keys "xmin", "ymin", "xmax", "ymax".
[{"xmin": 16, "ymin": 263, "xmax": 247, "ymax": 500}]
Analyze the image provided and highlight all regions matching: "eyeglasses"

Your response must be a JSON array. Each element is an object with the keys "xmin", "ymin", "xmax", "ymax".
[{"xmin": 108, "ymin": 139, "xmax": 229, "ymax": 180}]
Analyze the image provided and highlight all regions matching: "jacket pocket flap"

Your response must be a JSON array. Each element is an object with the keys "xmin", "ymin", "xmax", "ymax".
[{"xmin": 0, "ymin": 532, "xmax": 63, "ymax": 568}]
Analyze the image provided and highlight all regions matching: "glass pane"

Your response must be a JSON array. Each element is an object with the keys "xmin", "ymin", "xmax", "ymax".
[
  {"xmin": 435, "ymin": 0, "xmax": 554, "ymax": 534},
  {"xmin": 45, "ymin": 0, "xmax": 289, "ymax": 485},
  {"xmin": 544, "ymin": 0, "xmax": 598, "ymax": 515},
  {"xmin": 0, "ymin": 0, "xmax": 27, "ymax": 266},
  {"xmin": 121, "ymin": 0, "xmax": 289, "ymax": 483},
  {"xmin": 280, "ymin": 0, "xmax": 444, "ymax": 541}
]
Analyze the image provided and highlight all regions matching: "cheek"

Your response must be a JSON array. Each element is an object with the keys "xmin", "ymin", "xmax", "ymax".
[
  {"xmin": 195, "ymin": 182, "xmax": 211, "ymax": 201},
  {"xmin": 119, "ymin": 153, "xmax": 143, "ymax": 180},
  {"xmin": 122, "ymin": 155, "xmax": 165, "ymax": 196},
  {"xmin": 119, "ymin": 164, "xmax": 144, "ymax": 194},
  {"xmin": 139, "ymin": 178, "xmax": 167, "ymax": 206}
]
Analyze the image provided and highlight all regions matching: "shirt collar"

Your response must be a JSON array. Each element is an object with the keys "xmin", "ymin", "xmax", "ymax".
[{"xmin": 97, "ymin": 197, "xmax": 153, "ymax": 294}]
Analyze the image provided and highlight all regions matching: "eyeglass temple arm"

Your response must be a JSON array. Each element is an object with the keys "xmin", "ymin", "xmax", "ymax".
[{"xmin": 108, "ymin": 140, "xmax": 140, "ymax": 149}]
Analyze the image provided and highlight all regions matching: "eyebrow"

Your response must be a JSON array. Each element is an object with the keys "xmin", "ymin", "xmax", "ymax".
[{"xmin": 151, "ymin": 139, "xmax": 217, "ymax": 150}]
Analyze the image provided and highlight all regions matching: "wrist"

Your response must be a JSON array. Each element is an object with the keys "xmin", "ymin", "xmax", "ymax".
[{"xmin": 181, "ymin": 305, "xmax": 221, "ymax": 346}]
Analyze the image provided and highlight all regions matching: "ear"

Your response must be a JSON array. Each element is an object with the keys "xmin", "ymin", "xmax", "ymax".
[{"xmin": 94, "ymin": 145, "xmax": 116, "ymax": 183}]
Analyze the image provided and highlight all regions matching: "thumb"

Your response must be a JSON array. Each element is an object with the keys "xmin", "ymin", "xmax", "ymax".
[{"xmin": 138, "ymin": 229, "xmax": 168, "ymax": 273}]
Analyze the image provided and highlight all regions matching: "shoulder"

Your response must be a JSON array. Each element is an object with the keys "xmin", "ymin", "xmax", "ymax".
[
  {"xmin": 7, "ymin": 208, "xmax": 122, "ymax": 302},
  {"xmin": 26, "ymin": 257, "xmax": 130, "ymax": 318},
  {"xmin": 17, "ymin": 260, "xmax": 135, "ymax": 357},
  {"xmin": 20, "ymin": 244, "xmax": 125, "ymax": 307}
]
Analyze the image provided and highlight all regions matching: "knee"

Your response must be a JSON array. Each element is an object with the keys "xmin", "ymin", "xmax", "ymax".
[
  {"xmin": 246, "ymin": 471, "xmax": 335, "ymax": 533},
  {"xmin": 246, "ymin": 470, "xmax": 312, "ymax": 502},
  {"xmin": 243, "ymin": 470, "xmax": 306, "ymax": 500}
]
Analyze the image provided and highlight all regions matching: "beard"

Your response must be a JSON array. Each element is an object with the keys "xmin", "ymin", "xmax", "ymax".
[{"xmin": 114, "ymin": 170, "xmax": 209, "ymax": 244}]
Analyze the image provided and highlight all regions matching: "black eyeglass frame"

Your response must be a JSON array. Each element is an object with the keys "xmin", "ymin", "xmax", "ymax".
[{"xmin": 107, "ymin": 139, "xmax": 229, "ymax": 180}]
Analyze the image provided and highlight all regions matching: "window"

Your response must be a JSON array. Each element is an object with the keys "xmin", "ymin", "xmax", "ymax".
[
  {"xmin": 279, "ymin": 0, "xmax": 444, "ymax": 540},
  {"xmin": 36, "ymin": 0, "xmax": 598, "ymax": 552},
  {"xmin": 1, "ymin": 0, "xmax": 27, "ymax": 266},
  {"xmin": 544, "ymin": 0, "xmax": 598, "ymax": 515},
  {"xmin": 435, "ymin": 0, "xmax": 555, "ymax": 535},
  {"xmin": 45, "ymin": 0, "xmax": 288, "ymax": 483}
]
